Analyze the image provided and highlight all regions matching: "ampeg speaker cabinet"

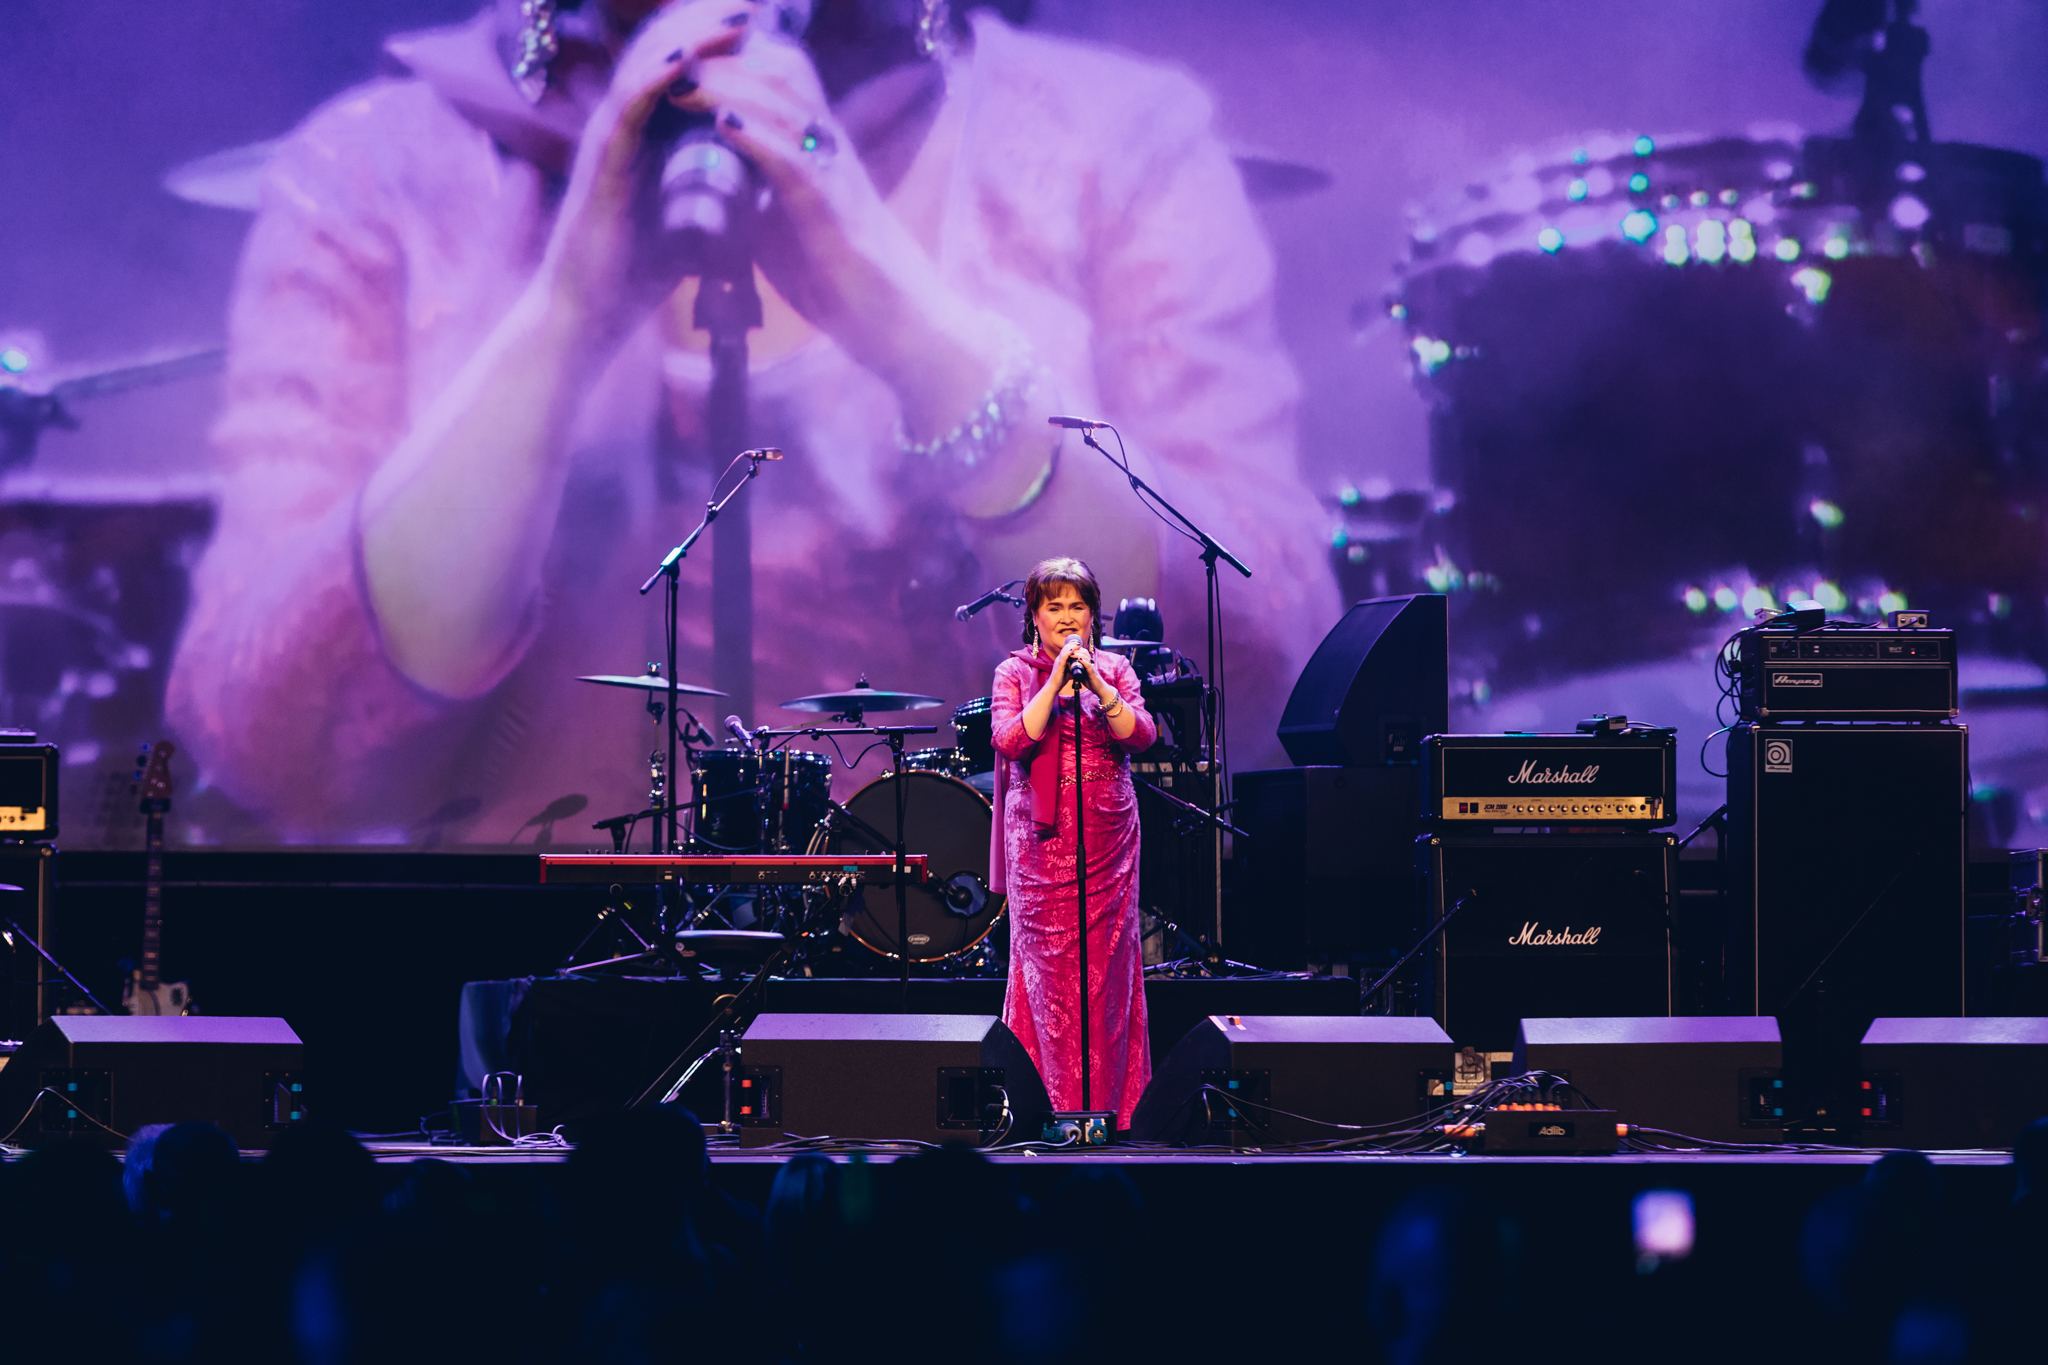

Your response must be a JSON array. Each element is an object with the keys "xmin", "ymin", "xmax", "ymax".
[
  {"xmin": 1515, "ymin": 1016, "xmax": 1785, "ymax": 1144},
  {"xmin": 1726, "ymin": 725, "xmax": 1966, "ymax": 1021},
  {"xmin": 1128, "ymin": 1014, "xmax": 1454, "ymax": 1145},
  {"xmin": 1230, "ymin": 766, "xmax": 1419, "ymax": 966},
  {"xmin": 0, "ymin": 1015, "xmax": 304, "ymax": 1149},
  {"xmin": 1858, "ymin": 1016, "xmax": 2048, "ymax": 1150},
  {"xmin": 737, "ymin": 1013, "xmax": 1050, "ymax": 1147},
  {"xmin": 1423, "ymin": 834, "xmax": 1675, "ymax": 1052},
  {"xmin": 1278, "ymin": 595, "xmax": 1447, "ymax": 768}
]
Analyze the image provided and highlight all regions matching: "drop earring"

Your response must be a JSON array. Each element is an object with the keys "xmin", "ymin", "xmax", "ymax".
[
  {"xmin": 511, "ymin": 0, "xmax": 562, "ymax": 104},
  {"xmin": 915, "ymin": 0, "xmax": 951, "ymax": 59}
]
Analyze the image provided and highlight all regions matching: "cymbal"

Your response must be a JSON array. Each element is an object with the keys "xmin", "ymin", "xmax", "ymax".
[
  {"xmin": 577, "ymin": 673, "xmax": 728, "ymax": 697},
  {"xmin": 1230, "ymin": 149, "xmax": 1334, "ymax": 202},
  {"xmin": 162, "ymin": 138, "xmax": 280, "ymax": 212},
  {"xmin": 780, "ymin": 678, "xmax": 945, "ymax": 714},
  {"xmin": 1100, "ymin": 636, "xmax": 1168, "ymax": 649}
]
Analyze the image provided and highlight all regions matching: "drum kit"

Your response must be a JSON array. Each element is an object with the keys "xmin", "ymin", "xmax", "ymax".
[{"xmin": 572, "ymin": 668, "xmax": 1015, "ymax": 973}]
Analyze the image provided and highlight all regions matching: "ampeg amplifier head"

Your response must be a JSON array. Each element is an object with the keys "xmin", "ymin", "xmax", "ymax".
[
  {"xmin": 1424, "ymin": 730, "xmax": 1676, "ymax": 828},
  {"xmin": 1730, "ymin": 625, "xmax": 1956, "ymax": 722}
]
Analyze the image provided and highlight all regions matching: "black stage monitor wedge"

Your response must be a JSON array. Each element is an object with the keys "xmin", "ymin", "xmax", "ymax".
[
  {"xmin": 1128, "ymin": 1014, "xmax": 1454, "ymax": 1145},
  {"xmin": 1278, "ymin": 595, "xmax": 1447, "ymax": 768},
  {"xmin": 0, "ymin": 1015, "xmax": 304, "ymax": 1149},
  {"xmin": 1423, "ymin": 834, "xmax": 1675, "ymax": 1053},
  {"xmin": 737, "ymin": 1013, "xmax": 1050, "ymax": 1147},
  {"xmin": 1859, "ymin": 1016, "xmax": 2048, "ymax": 1150},
  {"xmin": 1515, "ymin": 1016, "xmax": 1785, "ymax": 1145}
]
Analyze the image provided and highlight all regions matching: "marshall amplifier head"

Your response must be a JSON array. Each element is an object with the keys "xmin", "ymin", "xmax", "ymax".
[
  {"xmin": 1424, "ymin": 730, "xmax": 1676, "ymax": 828},
  {"xmin": 1730, "ymin": 625, "xmax": 1956, "ymax": 722}
]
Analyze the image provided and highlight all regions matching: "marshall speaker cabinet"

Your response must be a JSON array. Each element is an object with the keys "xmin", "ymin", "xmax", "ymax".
[{"xmin": 1421, "ymin": 833, "xmax": 1676, "ymax": 1051}]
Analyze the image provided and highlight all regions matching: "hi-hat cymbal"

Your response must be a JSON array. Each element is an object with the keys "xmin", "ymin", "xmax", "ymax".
[
  {"xmin": 780, "ymin": 677, "xmax": 945, "ymax": 714},
  {"xmin": 578, "ymin": 673, "xmax": 727, "ymax": 697}
]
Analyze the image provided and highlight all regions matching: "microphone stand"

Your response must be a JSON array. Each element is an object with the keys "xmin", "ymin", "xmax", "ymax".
[
  {"xmin": 1076, "ymin": 426, "xmax": 1250, "ymax": 952},
  {"xmin": 756, "ymin": 722, "xmax": 939, "ymax": 1012},
  {"xmin": 640, "ymin": 444, "xmax": 778, "ymax": 855},
  {"xmin": 1069, "ymin": 666, "xmax": 1092, "ymax": 1112}
]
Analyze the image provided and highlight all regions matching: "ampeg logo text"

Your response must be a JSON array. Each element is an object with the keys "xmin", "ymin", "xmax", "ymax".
[
  {"xmin": 1505, "ymin": 760, "xmax": 1601, "ymax": 786},
  {"xmin": 1506, "ymin": 923, "xmax": 1603, "ymax": 947},
  {"xmin": 1763, "ymin": 738, "xmax": 1793, "ymax": 774}
]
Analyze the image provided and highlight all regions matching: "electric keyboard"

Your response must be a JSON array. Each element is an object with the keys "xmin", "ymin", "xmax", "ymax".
[{"xmin": 538, "ymin": 854, "xmax": 928, "ymax": 886}]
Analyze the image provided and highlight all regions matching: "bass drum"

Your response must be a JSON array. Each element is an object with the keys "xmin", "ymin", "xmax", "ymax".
[{"xmin": 813, "ymin": 770, "xmax": 1004, "ymax": 961}]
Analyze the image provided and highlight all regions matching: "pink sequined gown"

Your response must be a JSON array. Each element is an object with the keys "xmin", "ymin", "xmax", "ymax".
[{"xmin": 989, "ymin": 647, "xmax": 1157, "ymax": 1127}]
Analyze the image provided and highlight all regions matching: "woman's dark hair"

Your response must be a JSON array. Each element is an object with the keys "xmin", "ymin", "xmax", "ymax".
[{"xmin": 1022, "ymin": 557, "xmax": 1102, "ymax": 646}]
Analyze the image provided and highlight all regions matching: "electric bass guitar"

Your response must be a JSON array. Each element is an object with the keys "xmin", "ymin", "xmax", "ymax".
[{"xmin": 122, "ymin": 740, "xmax": 192, "ymax": 1016}]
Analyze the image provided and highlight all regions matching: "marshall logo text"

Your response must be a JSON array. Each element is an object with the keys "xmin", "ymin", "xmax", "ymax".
[
  {"xmin": 1504, "ymin": 760, "xmax": 1601, "ymax": 786},
  {"xmin": 1506, "ymin": 923, "xmax": 1603, "ymax": 947}
]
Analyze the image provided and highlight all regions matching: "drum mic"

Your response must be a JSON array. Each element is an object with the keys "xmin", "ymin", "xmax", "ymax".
[
  {"xmin": 724, "ymin": 715, "xmax": 754, "ymax": 746},
  {"xmin": 742, "ymin": 447, "xmax": 784, "ymax": 460},
  {"xmin": 1048, "ymin": 415, "xmax": 1110, "ymax": 430},
  {"xmin": 955, "ymin": 583, "xmax": 1025, "ymax": 621}
]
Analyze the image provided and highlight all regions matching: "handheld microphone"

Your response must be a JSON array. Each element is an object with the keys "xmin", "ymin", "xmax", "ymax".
[
  {"xmin": 724, "ymin": 715, "xmax": 753, "ymax": 746},
  {"xmin": 1065, "ymin": 632, "xmax": 1090, "ymax": 684},
  {"xmin": 1048, "ymin": 415, "xmax": 1110, "ymax": 430}
]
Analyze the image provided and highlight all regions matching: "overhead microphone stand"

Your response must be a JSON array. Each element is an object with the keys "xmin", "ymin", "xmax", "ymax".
[
  {"xmin": 1067, "ymin": 421, "xmax": 1251, "ymax": 954},
  {"xmin": 639, "ymin": 439, "xmax": 779, "ymax": 853}
]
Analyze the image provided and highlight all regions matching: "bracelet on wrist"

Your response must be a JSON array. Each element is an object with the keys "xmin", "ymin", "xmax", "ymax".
[{"xmin": 893, "ymin": 321, "xmax": 1048, "ymax": 471}]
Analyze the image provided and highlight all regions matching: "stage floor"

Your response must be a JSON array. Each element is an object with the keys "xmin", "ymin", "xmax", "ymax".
[{"xmin": 361, "ymin": 1140, "xmax": 2013, "ymax": 1167}]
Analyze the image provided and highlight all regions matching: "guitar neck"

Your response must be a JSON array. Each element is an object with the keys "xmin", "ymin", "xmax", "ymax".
[{"xmin": 141, "ymin": 802, "xmax": 165, "ymax": 991}]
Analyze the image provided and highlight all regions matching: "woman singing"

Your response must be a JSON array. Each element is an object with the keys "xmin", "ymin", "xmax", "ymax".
[{"xmin": 989, "ymin": 558, "xmax": 1157, "ymax": 1128}]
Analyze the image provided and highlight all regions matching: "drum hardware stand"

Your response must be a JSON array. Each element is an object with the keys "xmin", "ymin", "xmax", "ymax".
[
  {"xmin": 757, "ymin": 724, "xmax": 937, "ymax": 994},
  {"xmin": 759, "ymin": 722, "xmax": 939, "ymax": 1010},
  {"xmin": 556, "ymin": 889, "xmax": 658, "ymax": 970},
  {"xmin": 1, "ymin": 886, "xmax": 115, "ymax": 1019},
  {"xmin": 1071, "ymin": 422, "xmax": 1250, "ymax": 950}
]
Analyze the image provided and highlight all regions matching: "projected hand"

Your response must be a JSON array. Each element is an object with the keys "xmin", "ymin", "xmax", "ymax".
[{"xmin": 540, "ymin": 1, "xmax": 755, "ymax": 344}]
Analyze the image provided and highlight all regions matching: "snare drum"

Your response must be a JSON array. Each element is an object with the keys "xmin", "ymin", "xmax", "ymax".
[
  {"xmin": 689, "ymin": 747, "xmax": 833, "ymax": 853},
  {"xmin": 899, "ymin": 747, "xmax": 974, "ymax": 781}
]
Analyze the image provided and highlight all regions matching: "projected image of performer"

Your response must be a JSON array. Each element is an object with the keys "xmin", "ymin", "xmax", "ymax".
[
  {"xmin": 165, "ymin": 0, "xmax": 1336, "ymax": 842},
  {"xmin": 990, "ymin": 558, "xmax": 1155, "ymax": 1126}
]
